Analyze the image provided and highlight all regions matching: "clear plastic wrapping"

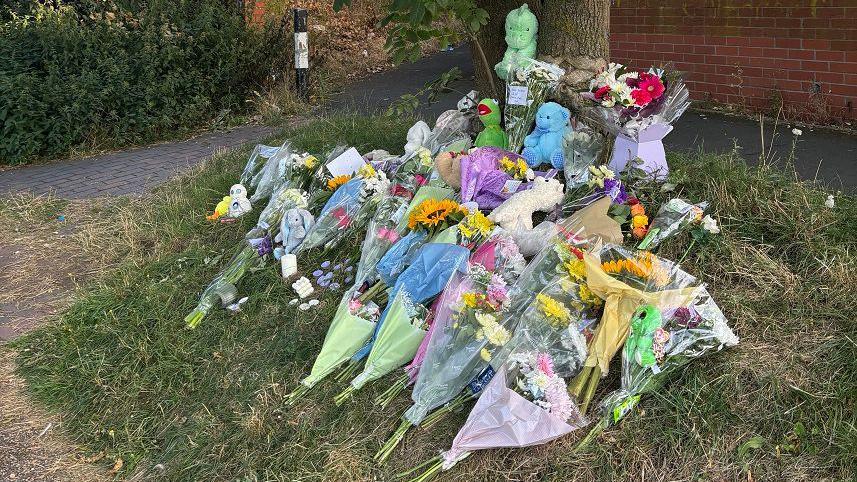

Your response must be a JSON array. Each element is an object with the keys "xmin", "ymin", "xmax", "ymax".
[
  {"xmin": 504, "ymin": 56, "xmax": 565, "ymax": 153},
  {"xmin": 638, "ymin": 198, "xmax": 708, "ymax": 250},
  {"xmin": 249, "ymin": 141, "xmax": 295, "ymax": 203}
]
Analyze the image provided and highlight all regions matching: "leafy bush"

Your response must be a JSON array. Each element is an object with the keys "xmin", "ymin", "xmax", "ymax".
[{"xmin": 0, "ymin": 1, "xmax": 289, "ymax": 165}]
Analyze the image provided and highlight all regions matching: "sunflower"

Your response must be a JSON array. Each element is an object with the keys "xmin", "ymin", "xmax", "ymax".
[
  {"xmin": 601, "ymin": 251, "xmax": 669, "ymax": 287},
  {"xmin": 327, "ymin": 175, "xmax": 352, "ymax": 191},
  {"xmin": 407, "ymin": 198, "xmax": 466, "ymax": 231}
]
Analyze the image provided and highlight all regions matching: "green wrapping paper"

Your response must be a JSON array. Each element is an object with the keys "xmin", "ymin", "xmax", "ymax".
[
  {"xmin": 349, "ymin": 290, "xmax": 427, "ymax": 390},
  {"xmin": 301, "ymin": 292, "xmax": 376, "ymax": 388}
]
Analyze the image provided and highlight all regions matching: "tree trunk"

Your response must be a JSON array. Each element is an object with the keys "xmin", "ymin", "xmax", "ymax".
[{"xmin": 470, "ymin": 0, "xmax": 609, "ymax": 108}]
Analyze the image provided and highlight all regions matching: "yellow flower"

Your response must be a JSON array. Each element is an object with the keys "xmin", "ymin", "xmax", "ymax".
[
  {"xmin": 631, "ymin": 214, "xmax": 649, "ymax": 229},
  {"xmin": 480, "ymin": 347, "xmax": 492, "ymax": 361},
  {"xmin": 537, "ymin": 293, "xmax": 571, "ymax": 329},
  {"xmin": 327, "ymin": 175, "xmax": 351, "ymax": 191},
  {"xmin": 303, "ymin": 155, "xmax": 318, "ymax": 169},
  {"xmin": 418, "ymin": 148, "xmax": 432, "ymax": 167},
  {"xmin": 407, "ymin": 198, "xmax": 465, "ymax": 231},
  {"xmin": 462, "ymin": 292, "xmax": 479, "ymax": 309},
  {"xmin": 601, "ymin": 251, "xmax": 669, "ymax": 287},
  {"xmin": 358, "ymin": 163, "xmax": 376, "ymax": 179},
  {"xmin": 578, "ymin": 284, "xmax": 603, "ymax": 308},
  {"xmin": 459, "ymin": 211, "xmax": 494, "ymax": 239},
  {"xmin": 563, "ymin": 258, "xmax": 586, "ymax": 281},
  {"xmin": 474, "ymin": 311, "xmax": 496, "ymax": 327}
]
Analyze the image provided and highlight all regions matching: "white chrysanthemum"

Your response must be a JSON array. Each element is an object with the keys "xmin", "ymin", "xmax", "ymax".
[{"xmin": 701, "ymin": 215, "xmax": 720, "ymax": 234}]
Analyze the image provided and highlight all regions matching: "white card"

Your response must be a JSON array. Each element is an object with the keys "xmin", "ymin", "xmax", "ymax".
[
  {"xmin": 501, "ymin": 179, "xmax": 522, "ymax": 194},
  {"xmin": 325, "ymin": 147, "xmax": 367, "ymax": 177},
  {"xmin": 507, "ymin": 85, "xmax": 529, "ymax": 106}
]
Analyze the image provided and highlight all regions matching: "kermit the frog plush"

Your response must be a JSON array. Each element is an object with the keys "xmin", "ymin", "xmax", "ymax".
[
  {"xmin": 494, "ymin": 4, "xmax": 538, "ymax": 80},
  {"xmin": 474, "ymin": 98, "xmax": 509, "ymax": 149},
  {"xmin": 624, "ymin": 305, "xmax": 663, "ymax": 368}
]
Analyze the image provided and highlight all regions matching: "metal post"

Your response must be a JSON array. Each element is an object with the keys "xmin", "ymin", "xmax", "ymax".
[{"xmin": 294, "ymin": 9, "xmax": 309, "ymax": 100}]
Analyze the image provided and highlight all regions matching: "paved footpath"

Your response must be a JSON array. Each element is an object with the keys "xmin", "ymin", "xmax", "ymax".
[
  {"xmin": 2, "ymin": 47, "xmax": 855, "ymax": 198},
  {"xmin": 0, "ymin": 125, "xmax": 276, "ymax": 198}
]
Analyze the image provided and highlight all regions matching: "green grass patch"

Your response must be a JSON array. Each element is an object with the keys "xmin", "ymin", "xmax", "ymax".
[{"xmin": 11, "ymin": 115, "xmax": 856, "ymax": 481}]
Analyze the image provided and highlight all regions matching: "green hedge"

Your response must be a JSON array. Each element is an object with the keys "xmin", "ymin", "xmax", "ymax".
[{"xmin": 0, "ymin": 2, "xmax": 288, "ymax": 165}]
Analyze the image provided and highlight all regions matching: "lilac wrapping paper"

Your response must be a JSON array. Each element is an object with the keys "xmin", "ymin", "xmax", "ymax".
[
  {"xmin": 440, "ymin": 369, "xmax": 587, "ymax": 469},
  {"xmin": 608, "ymin": 122, "xmax": 673, "ymax": 180},
  {"xmin": 460, "ymin": 147, "xmax": 531, "ymax": 210}
]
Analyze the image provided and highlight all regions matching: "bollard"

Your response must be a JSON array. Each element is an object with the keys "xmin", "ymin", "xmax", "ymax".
[{"xmin": 294, "ymin": 8, "xmax": 309, "ymax": 100}]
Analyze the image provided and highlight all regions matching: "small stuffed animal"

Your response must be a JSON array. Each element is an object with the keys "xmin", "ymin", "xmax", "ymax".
[
  {"xmin": 207, "ymin": 195, "xmax": 232, "ymax": 221},
  {"xmin": 488, "ymin": 176, "xmax": 564, "ymax": 231},
  {"xmin": 404, "ymin": 121, "xmax": 431, "ymax": 156},
  {"xmin": 624, "ymin": 305, "xmax": 663, "ymax": 368},
  {"xmin": 494, "ymin": 4, "xmax": 538, "ymax": 79},
  {"xmin": 275, "ymin": 208, "xmax": 314, "ymax": 255},
  {"xmin": 435, "ymin": 151, "xmax": 466, "ymax": 189},
  {"xmin": 475, "ymin": 99, "xmax": 508, "ymax": 149},
  {"xmin": 522, "ymin": 102, "xmax": 573, "ymax": 169},
  {"xmin": 227, "ymin": 184, "xmax": 252, "ymax": 218}
]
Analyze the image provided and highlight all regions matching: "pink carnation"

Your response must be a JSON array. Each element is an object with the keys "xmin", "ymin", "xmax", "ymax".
[{"xmin": 536, "ymin": 353, "xmax": 555, "ymax": 378}]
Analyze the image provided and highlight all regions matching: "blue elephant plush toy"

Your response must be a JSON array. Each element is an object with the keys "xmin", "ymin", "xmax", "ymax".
[{"xmin": 521, "ymin": 102, "xmax": 573, "ymax": 169}]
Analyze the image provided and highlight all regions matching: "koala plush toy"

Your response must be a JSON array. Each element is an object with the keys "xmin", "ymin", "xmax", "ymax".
[{"xmin": 521, "ymin": 102, "xmax": 573, "ymax": 169}]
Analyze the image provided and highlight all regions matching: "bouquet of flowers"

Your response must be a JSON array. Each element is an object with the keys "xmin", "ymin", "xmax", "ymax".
[
  {"xmin": 579, "ymin": 285, "xmax": 738, "ymax": 447},
  {"xmin": 568, "ymin": 245, "xmax": 702, "ymax": 413},
  {"xmin": 504, "ymin": 56, "xmax": 565, "ymax": 153},
  {"xmin": 374, "ymin": 234, "xmax": 526, "ymax": 463},
  {"xmin": 248, "ymin": 142, "xmax": 298, "ymax": 204},
  {"xmin": 295, "ymin": 163, "xmax": 390, "ymax": 254},
  {"xmin": 332, "ymin": 243, "xmax": 471, "ymax": 404},
  {"xmin": 562, "ymin": 122, "xmax": 607, "ymax": 189},
  {"xmin": 582, "ymin": 63, "xmax": 690, "ymax": 178},
  {"xmin": 637, "ymin": 198, "xmax": 708, "ymax": 250},
  {"xmin": 402, "ymin": 272, "xmax": 594, "ymax": 481},
  {"xmin": 240, "ymin": 142, "xmax": 285, "ymax": 188},
  {"xmin": 285, "ymin": 242, "xmax": 470, "ymax": 404},
  {"xmin": 459, "ymin": 147, "xmax": 539, "ymax": 210}
]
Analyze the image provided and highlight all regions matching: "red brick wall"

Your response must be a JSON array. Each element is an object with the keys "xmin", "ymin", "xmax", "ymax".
[{"xmin": 610, "ymin": 1, "xmax": 857, "ymax": 123}]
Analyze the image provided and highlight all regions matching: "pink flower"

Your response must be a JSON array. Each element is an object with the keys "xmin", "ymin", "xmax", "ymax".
[
  {"xmin": 544, "ymin": 377, "xmax": 577, "ymax": 422},
  {"xmin": 631, "ymin": 88, "xmax": 652, "ymax": 107},
  {"xmin": 332, "ymin": 207, "xmax": 350, "ymax": 228},
  {"xmin": 348, "ymin": 298, "xmax": 363, "ymax": 313},
  {"xmin": 537, "ymin": 353, "xmax": 555, "ymax": 378},
  {"xmin": 638, "ymin": 73, "xmax": 665, "ymax": 101}
]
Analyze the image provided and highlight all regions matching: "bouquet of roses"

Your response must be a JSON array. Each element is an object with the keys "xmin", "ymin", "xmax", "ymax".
[
  {"xmin": 373, "ymin": 234, "xmax": 527, "ymax": 463},
  {"xmin": 504, "ymin": 56, "xmax": 566, "ymax": 153},
  {"xmin": 568, "ymin": 245, "xmax": 702, "ymax": 413},
  {"xmin": 577, "ymin": 284, "xmax": 738, "ymax": 447}
]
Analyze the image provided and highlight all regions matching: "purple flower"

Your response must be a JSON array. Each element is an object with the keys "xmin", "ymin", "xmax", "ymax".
[
  {"xmin": 312, "ymin": 270, "xmax": 324, "ymax": 278},
  {"xmin": 334, "ymin": 264, "xmax": 343, "ymax": 271},
  {"xmin": 321, "ymin": 260, "xmax": 331, "ymax": 268},
  {"xmin": 600, "ymin": 178, "xmax": 628, "ymax": 205}
]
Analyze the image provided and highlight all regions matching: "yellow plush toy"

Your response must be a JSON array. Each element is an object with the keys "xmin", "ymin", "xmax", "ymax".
[{"xmin": 207, "ymin": 196, "xmax": 232, "ymax": 221}]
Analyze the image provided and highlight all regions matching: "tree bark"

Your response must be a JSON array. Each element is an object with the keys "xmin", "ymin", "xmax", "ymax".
[{"xmin": 470, "ymin": 0, "xmax": 609, "ymax": 108}]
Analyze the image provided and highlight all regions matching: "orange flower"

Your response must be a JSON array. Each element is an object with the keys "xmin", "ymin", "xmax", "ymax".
[
  {"xmin": 327, "ymin": 175, "xmax": 351, "ymax": 191},
  {"xmin": 602, "ymin": 251, "xmax": 669, "ymax": 287},
  {"xmin": 630, "ymin": 204, "xmax": 646, "ymax": 217},
  {"xmin": 632, "ymin": 226, "xmax": 648, "ymax": 239},
  {"xmin": 407, "ymin": 199, "xmax": 465, "ymax": 231}
]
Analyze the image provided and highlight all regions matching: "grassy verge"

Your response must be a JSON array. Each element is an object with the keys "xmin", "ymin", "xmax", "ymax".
[{"xmin": 10, "ymin": 115, "xmax": 856, "ymax": 481}]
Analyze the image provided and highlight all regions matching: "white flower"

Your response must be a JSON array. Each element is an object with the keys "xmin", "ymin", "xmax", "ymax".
[
  {"xmin": 701, "ymin": 215, "xmax": 720, "ymax": 234},
  {"xmin": 824, "ymin": 194, "xmax": 835, "ymax": 208},
  {"xmin": 792, "ymin": 128, "xmax": 803, "ymax": 136},
  {"xmin": 474, "ymin": 311, "xmax": 496, "ymax": 327}
]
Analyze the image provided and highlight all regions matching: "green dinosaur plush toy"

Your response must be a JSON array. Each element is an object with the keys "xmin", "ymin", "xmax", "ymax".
[
  {"xmin": 474, "ymin": 98, "xmax": 509, "ymax": 149},
  {"xmin": 624, "ymin": 304, "xmax": 663, "ymax": 368},
  {"xmin": 494, "ymin": 3, "xmax": 538, "ymax": 80}
]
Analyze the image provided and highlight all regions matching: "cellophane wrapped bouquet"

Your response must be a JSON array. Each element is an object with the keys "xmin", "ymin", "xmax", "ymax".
[
  {"xmin": 637, "ymin": 198, "xmax": 708, "ymax": 250},
  {"xmin": 579, "ymin": 284, "xmax": 739, "ymax": 446},
  {"xmin": 568, "ymin": 244, "xmax": 703, "ymax": 413},
  {"xmin": 504, "ymin": 56, "xmax": 565, "ymax": 153},
  {"xmin": 374, "ymin": 233, "xmax": 527, "ymax": 463},
  {"xmin": 581, "ymin": 63, "xmax": 690, "ymax": 142}
]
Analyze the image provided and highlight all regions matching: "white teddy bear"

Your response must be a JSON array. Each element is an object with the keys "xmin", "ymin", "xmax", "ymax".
[
  {"xmin": 227, "ymin": 184, "xmax": 252, "ymax": 218},
  {"xmin": 487, "ymin": 176, "xmax": 564, "ymax": 231}
]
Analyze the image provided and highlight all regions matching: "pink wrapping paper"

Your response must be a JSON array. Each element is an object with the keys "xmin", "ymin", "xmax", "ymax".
[{"xmin": 440, "ymin": 369, "xmax": 586, "ymax": 469}]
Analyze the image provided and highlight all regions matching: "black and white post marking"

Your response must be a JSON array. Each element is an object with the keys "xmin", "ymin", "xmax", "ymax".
[{"xmin": 293, "ymin": 8, "xmax": 309, "ymax": 100}]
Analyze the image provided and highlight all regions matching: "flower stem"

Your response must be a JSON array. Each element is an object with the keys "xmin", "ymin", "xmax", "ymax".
[
  {"xmin": 374, "ymin": 375, "xmax": 409, "ymax": 408},
  {"xmin": 184, "ymin": 309, "xmax": 205, "ymax": 329},
  {"xmin": 284, "ymin": 384, "xmax": 310, "ymax": 407},
  {"xmin": 676, "ymin": 239, "xmax": 696, "ymax": 266},
  {"xmin": 333, "ymin": 385, "xmax": 355, "ymax": 406},
  {"xmin": 374, "ymin": 417, "xmax": 413, "ymax": 464},
  {"xmin": 579, "ymin": 365, "xmax": 602, "ymax": 414},
  {"xmin": 575, "ymin": 417, "xmax": 609, "ymax": 452},
  {"xmin": 419, "ymin": 392, "xmax": 473, "ymax": 430},
  {"xmin": 333, "ymin": 359, "xmax": 362, "ymax": 382},
  {"xmin": 569, "ymin": 365, "xmax": 593, "ymax": 400},
  {"xmin": 396, "ymin": 455, "xmax": 441, "ymax": 481}
]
